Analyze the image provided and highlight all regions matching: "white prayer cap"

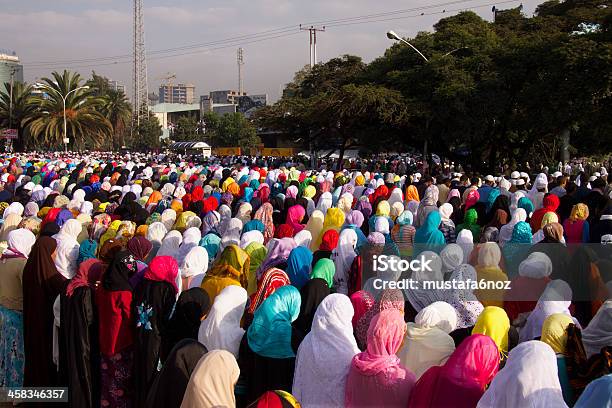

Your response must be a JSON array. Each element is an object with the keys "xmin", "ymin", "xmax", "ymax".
[
  {"xmin": 484, "ymin": 175, "xmax": 495, "ymax": 182},
  {"xmin": 511, "ymin": 171, "xmax": 520, "ymax": 179}
]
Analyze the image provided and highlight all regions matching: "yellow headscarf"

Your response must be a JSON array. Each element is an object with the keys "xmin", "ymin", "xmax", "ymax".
[
  {"xmin": 306, "ymin": 210, "xmax": 325, "ymax": 251},
  {"xmin": 221, "ymin": 177, "xmax": 235, "ymax": 192},
  {"xmin": 406, "ymin": 185, "xmax": 420, "ymax": 202},
  {"xmin": 569, "ymin": 203, "xmax": 589, "ymax": 223},
  {"xmin": 375, "ymin": 200, "xmax": 391, "ymax": 217},
  {"xmin": 541, "ymin": 211, "xmax": 559, "ymax": 228},
  {"xmin": 540, "ymin": 313, "xmax": 574, "ymax": 354},
  {"xmin": 135, "ymin": 224, "xmax": 148, "ymax": 237},
  {"xmin": 313, "ymin": 207, "xmax": 345, "ymax": 250},
  {"xmin": 201, "ymin": 244, "xmax": 250, "ymax": 303},
  {"xmin": 99, "ymin": 220, "xmax": 122, "ymax": 248},
  {"xmin": 303, "ymin": 185, "xmax": 316, "ymax": 199},
  {"xmin": 472, "ymin": 306, "xmax": 509, "ymax": 356},
  {"xmin": 170, "ymin": 199, "xmax": 183, "ymax": 214},
  {"xmin": 174, "ymin": 210, "xmax": 196, "ymax": 232},
  {"xmin": 355, "ymin": 175, "xmax": 365, "ymax": 186}
]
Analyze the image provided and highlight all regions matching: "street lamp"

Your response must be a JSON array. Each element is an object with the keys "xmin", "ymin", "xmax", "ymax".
[
  {"xmin": 40, "ymin": 84, "xmax": 90, "ymax": 153},
  {"xmin": 386, "ymin": 30, "xmax": 429, "ymax": 62}
]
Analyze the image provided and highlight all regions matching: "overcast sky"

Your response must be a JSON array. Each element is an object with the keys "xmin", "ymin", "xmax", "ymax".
[{"xmin": 2, "ymin": 0, "xmax": 543, "ymax": 102}]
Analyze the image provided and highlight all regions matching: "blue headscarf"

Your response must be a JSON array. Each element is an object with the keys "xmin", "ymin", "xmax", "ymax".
[
  {"xmin": 486, "ymin": 188, "xmax": 501, "ymax": 213},
  {"xmin": 77, "ymin": 239, "xmax": 98, "ymax": 265},
  {"xmin": 56, "ymin": 209, "xmax": 74, "ymax": 227},
  {"xmin": 509, "ymin": 221, "xmax": 532, "ymax": 244},
  {"xmin": 247, "ymin": 285, "xmax": 301, "ymax": 358},
  {"xmin": 285, "ymin": 246, "xmax": 313, "ymax": 289},
  {"xmin": 244, "ymin": 187, "xmax": 254, "ymax": 203},
  {"xmin": 574, "ymin": 374, "xmax": 612, "ymax": 408},
  {"xmin": 517, "ymin": 197, "xmax": 534, "ymax": 216},
  {"xmin": 199, "ymin": 234, "xmax": 222, "ymax": 265},
  {"xmin": 414, "ymin": 211, "xmax": 445, "ymax": 245},
  {"xmin": 243, "ymin": 219, "xmax": 265, "ymax": 234}
]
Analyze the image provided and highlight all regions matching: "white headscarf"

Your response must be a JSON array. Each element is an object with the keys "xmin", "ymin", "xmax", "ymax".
[
  {"xmin": 404, "ymin": 251, "xmax": 445, "ymax": 311},
  {"xmin": 157, "ymin": 230, "xmax": 183, "ymax": 258},
  {"xmin": 180, "ymin": 350, "xmax": 239, "ymax": 408},
  {"xmin": 160, "ymin": 209, "xmax": 177, "ymax": 231},
  {"xmin": 3, "ymin": 202, "xmax": 24, "ymax": 219},
  {"xmin": 146, "ymin": 222, "xmax": 167, "ymax": 246},
  {"xmin": 331, "ymin": 229, "xmax": 358, "ymax": 295},
  {"xmin": 518, "ymin": 252, "xmax": 553, "ymax": 279},
  {"xmin": 440, "ymin": 243, "xmax": 463, "ymax": 275},
  {"xmin": 4, "ymin": 228, "xmax": 36, "ymax": 258},
  {"xmin": 455, "ymin": 229, "xmax": 474, "ymax": 263},
  {"xmin": 387, "ymin": 187, "xmax": 403, "ymax": 207},
  {"xmin": 316, "ymin": 192, "xmax": 333, "ymax": 215},
  {"xmin": 217, "ymin": 205, "xmax": 232, "ymax": 236},
  {"xmin": 292, "ymin": 294, "xmax": 360, "ymax": 407},
  {"xmin": 220, "ymin": 218, "xmax": 242, "ymax": 250},
  {"xmin": 198, "ymin": 285, "xmax": 248, "ymax": 358},
  {"xmin": 581, "ymin": 300, "xmax": 612, "ymax": 358},
  {"xmin": 438, "ymin": 203, "xmax": 454, "ymax": 226},
  {"xmin": 53, "ymin": 219, "xmax": 82, "ymax": 279},
  {"xmin": 175, "ymin": 227, "xmax": 202, "ymax": 264},
  {"xmin": 477, "ymin": 341, "xmax": 568, "ymax": 408},
  {"xmin": 180, "ymin": 246, "xmax": 208, "ymax": 278},
  {"xmin": 446, "ymin": 264, "xmax": 484, "ymax": 328},
  {"xmin": 499, "ymin": 208, "xmax": 527, "ymax": 246},
  {"xmin": 398, "ymin": 301, "xmax": 457, "ymax": 379},
  {"xmin": 240, "ymin": 230, "xmax": 264, "ymax": 249},
  {"xmin": 294, "ymin": 230, "xmax": 312, "ymax": 248},
  {"xmin": 519, "ymin": 280, "xmax": 577, "ymax": 342}
]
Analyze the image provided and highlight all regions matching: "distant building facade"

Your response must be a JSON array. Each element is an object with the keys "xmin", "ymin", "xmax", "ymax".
[
  {"xmin": 159, "ymin": 83, "xmax": 195, "ymax": 104},
  {"xmin": 209, "ymin": 90, "xmax": 247, "ymax": 104},
  {"xmin": 109, "ymin": 80, "xmax": 126, "ymax": 94},
  {"xmin": 238, "ymin": 94, "xmax": 268, "ymax": 117},
  {"xmin": 0, "ymin": 50, "xmax": 24, "ymax": 85}
]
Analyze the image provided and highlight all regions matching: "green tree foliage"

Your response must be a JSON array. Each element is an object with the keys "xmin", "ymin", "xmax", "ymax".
[
  {"xmin": 27, "ymin": 70, "xmax": 112, "ymax": 150},
  {"xmin": 0, "ymin": 81, "xmax": 36, "ymax": 151},
  {"xmin": 172, "ymin": 114, "xmax": 200, "ymax": 142},
  {"xmin": 202, "ymin": 111, "xmax": 260, "ymax": 148},
  {"xmin": 129, "ymin": 114, "xmax": 162, "ymax": 151}
]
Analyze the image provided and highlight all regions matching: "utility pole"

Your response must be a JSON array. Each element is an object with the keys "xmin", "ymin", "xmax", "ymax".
[
  {"xmin": 300, "ymin": 25, "xmax": 326, "ymax": 68},
  {"xmin": 132, "ymin": 0, "xmax": 149, "ymax": 132},
  {"xmin": 237, "ymin": 47, "xmax": 244, "ymax": 95},
  {"xmin": 6, "ymin": 66, "xmax": 15, "ymax": 152}
]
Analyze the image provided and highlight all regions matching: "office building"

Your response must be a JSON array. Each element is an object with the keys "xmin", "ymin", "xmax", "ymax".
[
  {"xmin": 109, "ymin": 80, "xmax": 126, "ymax": 94},
  {"xmin": 0, "ymin": 50, "xmax": 24, "ymax": 85},
  {"xmin": 209, "ymin": 90, "xmax": 247, "ymax": 104},
  {"xmin": 159, "ymin": 83, "xmax": 195, "ymax": 104}
]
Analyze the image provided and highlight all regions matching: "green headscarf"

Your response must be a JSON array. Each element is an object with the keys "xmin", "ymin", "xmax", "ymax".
[{"xmin": 310, "ymin": 258, "xmax": 335, "ymax": 288}]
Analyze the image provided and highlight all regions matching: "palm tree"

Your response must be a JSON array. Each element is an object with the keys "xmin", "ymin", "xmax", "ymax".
[
  {"xmin": 0, "ymin": 81, "xmax": 36, "ymax": 151},
  {"xmin": 27, "ymin": 70, "xmax": 112, "ymax": 150},
  {"xmin": 100, "ymin": 89, "xmax": 132, "ymax": 150}
]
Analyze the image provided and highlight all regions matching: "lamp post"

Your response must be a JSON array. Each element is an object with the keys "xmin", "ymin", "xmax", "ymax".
[{"xmin": 41, "ymin": 84, "xmax": 89, "ymax": 152}]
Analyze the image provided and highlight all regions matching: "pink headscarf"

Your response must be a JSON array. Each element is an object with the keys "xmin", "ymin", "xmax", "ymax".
[
  {"xmin": 144, "ymin": 255, "xmax": 179, "ymax": 293},
  {"xmin": 447, "ymin": 188, "xmax": 461, "ymax": 202},
  {"xmin": 346, "ymin": 309, "xmax": 416, "ymax": 407},
  {"xmin": 286, "ymin": 205, "xmax": 306, "ymax": 234},
  {"xmin": 350, "ymin": 290, "xmax": 375, "ymax": 327},
  {"xmin": 465, "ymin": 190, "xmax": 480, "ymax": 210},
  {"xmin": 407, "ymin": 334, "xmax": 500, "ymax": 408},
  {"xmin": 286, "ymin": 185, "xmax": 298, "ymax": 199}
]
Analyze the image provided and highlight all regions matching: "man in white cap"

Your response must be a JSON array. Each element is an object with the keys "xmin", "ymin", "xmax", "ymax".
[{"xmin": 477, "ymin": 175, "xmax": 496, "ymax": 203}]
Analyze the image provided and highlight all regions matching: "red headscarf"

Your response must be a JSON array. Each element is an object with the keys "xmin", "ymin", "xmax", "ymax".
[
  {"xmin": 275, "ymin": 224, "xmax": 294, "ymax": 239},
  {"xmin": 191, "ymin": 186, "xmax": 204, "ymax": 202},
  {"xmin": 319, "ymin": 229, "xmax": 339, "ymax": 251},
  {"xmin": 66, "ymin": 258, "xmax": 105, "ymax": 297},
  {"xmin": 41, "ymin": 207, "xmax": 62, "ymax": 230},
  {"xmin": 144, "ymin": 256, "xmax": 179, "ymax": 293},
  {"xmin": 203, "ymin": 196, "xmax": 219, "ymax": 214},
  {"xmin": 247, "ymin": 268, "xmax": 290, "ymax": 314}
]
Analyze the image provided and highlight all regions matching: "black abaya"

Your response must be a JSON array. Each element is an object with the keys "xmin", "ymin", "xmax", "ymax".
[{"xmin": 132, "ymin": 279, "xmax": 176, "ymax": 408}]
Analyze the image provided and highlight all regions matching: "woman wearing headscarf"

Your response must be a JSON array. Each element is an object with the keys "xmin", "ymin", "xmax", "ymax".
[
  {"xmin": 407, "ymin": 334, "xmax": 500, "ymax": 408},
  {"xmin": 246, "ymin": 268, "xmax": 291, "ymax": 327},
  {"xmin": 502, "ymin": 220, "xmax": 533, "ymax": 279},
  {"xmin": 310, "ymin": 258, "xmax": 335, "ymax": 289},
  {"xmin": 499, "ymin": 208, "xmax": 527, "ymax": 247},
  {"xmin": 390, "ymin": 210, "xmax": 415, "ymax": 258},
  {"xmin": 414, "ymin": 211, "xmax": 446, "ymax": 254},
  {"xmin": 574, "ymin": 374, "xmax": 612, "ymax": 408},
  {"xmin": 60, "ymin": 251, "xmax": 105, "ymax": 408},
  {"xmin": 144, "ymin": 223, "xmax": 166, "ymax": 264},
  {"xmin": 345, "ymin": 309, "xmax": 416, "ymax": 407},
  {"xmin": 504, "ymin": 252, "xmax": 553, "ymax": 322},
  {"xmin": 477, "ymin": 341, "xmax": 568, "ymax": 408},
  {"xmin": 456, "ymin": 229, "xmax": 474, "ymax": 264},
  {"xmin": 180, "ymin": 246, "xmax": 208, "ymax": 290},
  {"xmin": 530, "ymin": 193, "xmax": 560, "ymax": 233},
  {"xmin": 540, "ymin": 313, "xmax": 577, "ymax": 405},
  {"xmin": 0, "ymin": 229, "xmax": 36, "ymax": 387},
  {"xmin": 132, "ymin": 256, "xmax": 179, "ymax": 408},
  {"xmin": 52, "ymin": 218, "xmax": 82, "ymax": 279},
  {"xmin": 438, "ymin": 202, "xmax": 457, "ymax": 244},
  {"xmin": 198, "ymin": 285, "xmax": 247, "ymax": 359},
  {"xmin": 244, "ymin": 242, "xmax": 267, "ymax": 295},
  {"xmin": 199, "ymin": 233, "xmax": 221, "ymax": 267},
  {"xmin": 254, "ymin": 202, "xmax": 275, "ymax": 244},
  {"xmin": 445, "ymin": 265, "xmax": 485, "ymax": 345},
  {"xmin": 312, "ymin": 229, "xmax": 339, "ymax": 267},
  {"xmin": 200, "ymin": 244, "xmax": 249, "ymax": 304},
  {"xmin": 160, "ymin": 287, "xmax": 210, "ymax": 362},
  {"xmin": 563, "ymin": 203, "xmax": 590, "ymax": 244},
  {"xmin": 257, "ymin": 237, "xmax": 296, "ymax": 278},
  {"xmin": 238, "ymin": 285, "xmax": 301, "ymax": 404},
  {"xmin": 22, "ymin": 236, "xmax": 66, "ymax": 387},
  {"xmin": 580, "ymin": 300, "xmax": 612, "ymax": 358},
  {"xmin": 123, "ymin": 236, "xmax": 154, "ymax": 289},
  {"xmin": 529, "ymin": 221, "xmax": 570, "ymax": 280},
  {"xmin": 285, "ymin": 246, "xmax": 313, "ymax": 290},
  {"xmin": 398, "ymin": 301, "xmax": 457, "ymax": 379},
  {"xmin": 0, "ymin": 213, "xmax": 21, "ymax": 242},
  {"xmin": 96, "ymin": 241, "xmax": 134, "ymax": 408},
  {"xmin": 415, "ymin": 185, "xmax": 439, "ymax": 228},
  {"xmin": 293, "ymin": 294, "xmax": 359, "ymax": 407},
  {"xmin": 473, "ymin": 242, "xmax": 507, "ymax": 308},
  {"xmin": 146, "ymin": 339, "xmax": 208, "ymax": 408},
  {"xmin": 354, "ymin": 289, "xmax": 404, "ymax": 350},
  {"xmin": 472, "ymin": 306, "xmax": 516, "ymax": 363},
  {"xmin": 332, "ymin": 228, "xmax": 358, "ymax": 295},
  {"xmin": 285, "ymin": 205, "xmax": 306, "ymax": 235},
  {"xmin": 457, "ymin": 208, "xmax": 481, "ymax": 243},
  {"xmin": 566, "ymin": 246, "xmax": 608, "ymax": 327},
  {"xmin": 180, "ymin": 350, "xmax": 240, "ymax": 408},
  {"xmin": 404, "ymin": 251, "xmax": 445, "ymax": 313}
]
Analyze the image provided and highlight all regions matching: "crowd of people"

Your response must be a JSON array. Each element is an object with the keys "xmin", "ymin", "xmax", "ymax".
[{"xmin": 0, "ymin": 151, "xmax": 611, "ymax": 408}]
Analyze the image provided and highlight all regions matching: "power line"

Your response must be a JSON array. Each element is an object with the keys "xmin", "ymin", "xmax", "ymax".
[{"xmin": 24, "ymin": 0, "xmax": 518, "ymax": 71}]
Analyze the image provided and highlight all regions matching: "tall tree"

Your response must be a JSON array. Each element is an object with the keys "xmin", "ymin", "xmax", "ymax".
[
  {"xmin": 100, "ymin": 89, "xmax": 132, "ymax": 150},
  {"xmin": 26, "ymin": 70, "xmax": 112, "ymax": 150},
  {"xmin": 0, "ymin": 81, "xmax": 36, "ymax": 151}
]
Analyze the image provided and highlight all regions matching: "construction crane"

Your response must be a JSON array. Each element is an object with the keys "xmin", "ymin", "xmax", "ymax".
[{"xmin": 156, "ymin": 72, "xmax": 176, "ymax": 86}]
